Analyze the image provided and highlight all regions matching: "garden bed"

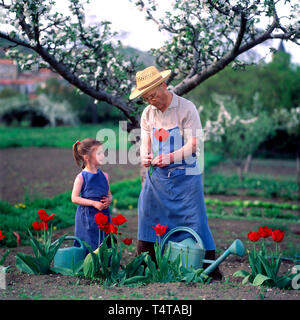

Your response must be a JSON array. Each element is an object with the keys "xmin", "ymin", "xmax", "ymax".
[
  {"xmin": 0, "ymin": 147, "xmax": 299, "ymax": 300},
  {"xmin": 1, "ymin": 217, "xmax": 299, "ymax": 300}
]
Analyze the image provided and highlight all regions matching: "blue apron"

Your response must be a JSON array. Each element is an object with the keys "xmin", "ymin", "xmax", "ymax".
[
  {"xmin": 74, "ymin": 169, "xmax": 111, "ymax": 254},
  {"xmin": 137, "ymin": 97, "xmax": 216, "ymax": 250}
]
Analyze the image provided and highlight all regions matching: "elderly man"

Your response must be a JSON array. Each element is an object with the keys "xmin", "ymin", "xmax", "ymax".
[{"xmin": 129, "ymin": 66, "xmax": 222, "ymax": 280}]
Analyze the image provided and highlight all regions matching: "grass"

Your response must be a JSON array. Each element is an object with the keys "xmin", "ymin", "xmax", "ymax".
[{"xmin": 0, "ymin": 123, "xmax": 132, "ymax": 149}]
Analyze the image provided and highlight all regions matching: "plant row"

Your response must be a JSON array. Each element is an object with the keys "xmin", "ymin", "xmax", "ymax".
[
  {"xmin": 0, "ymin": 209, "xmax": 211, "ymax": 287},
  {"xmin": 203, "ymin": 173, "xmax": 299, "ymax": 200}
]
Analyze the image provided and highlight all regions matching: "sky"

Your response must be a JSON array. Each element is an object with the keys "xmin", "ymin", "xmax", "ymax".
[
  {"xmin": 81, "ymin": 0, "xmax": 300, "ymax": 65},
  {"xmin": 2, "ymin": 0, "xmax": 299, "ymax": 64}
]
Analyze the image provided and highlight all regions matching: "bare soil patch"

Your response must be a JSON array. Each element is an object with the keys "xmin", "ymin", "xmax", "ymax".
[{"xmin": 0, "ymin": 147, "xmax": 140, "ymax": 204}]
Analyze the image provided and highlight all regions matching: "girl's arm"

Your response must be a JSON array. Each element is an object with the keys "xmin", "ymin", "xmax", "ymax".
[
  {"xmin": 71, "ymin": 174, "xmax": 105, "ymax": 211},
  {"xmin": 101, "ymin": 172, "xmax": 112, "ymax": 208},
  {"xmin": 104, "ymin": 172, "xmax": 112, "ymax": 197}
]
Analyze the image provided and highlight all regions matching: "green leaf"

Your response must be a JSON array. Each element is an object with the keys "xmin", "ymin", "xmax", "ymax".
[
  {"xmin": 233, "ymin": 270, "xmax": 250, "ymax": 278},
  {"xmin": 242, "ymin": 274, "xmax": 251, "ymax": 285},
  {"xmin": 0, "ymin": 249, "xmax": 10, "ymax": 265},
  {"xmin": 16, "ymin": 252, "xmax": 49, "ymax": 275},
  {"xmin": 50, "ymin": 266, "xmax": 76, "ymax": 276},
  {"xmin": 125, "ymin": 252, "xmax": 147, "ymax": 278},
  {"xmin": 83, "ymin": 241, "xmax": 99, "ymax": 278},
  {"xmin": 111, "ymin": 250, "xmax": 121, "ymax": 277},
  {"xmin": 99, "ymin": 239, "xmax": 110, "ymax": 278},
  {"xmin": 123, "ymin": 275, "xmax": 149, "ymax": 285},
  {"xmin": 48, "ymin": 234, "xmax": 67, "ymax": 262},
  {"xmin": 253, "ymin": 273, "xmax": 271, "ymax": 286},
  {"xmin": 28, "ymin": 229, "xmax": 46, "ymax": 258},
  {"xmin": 183, "ymin": 271, "xmax": 196, "ymax": 283},
  {"xmin": 16, "ymin": 253, "xmax": 39, "ymax": 275},
  {"xmin": 248, "ymin": 251, "xmax": 259, "ymax": 275},
  {"xmin": 274, "ymin": 256, "xmax": 282, "ymax": 276},
  {"xmin": 144, "ymin": 254, "xmax": 157, "ymax": 280},
  {"xmin": 257, "ymin": 254, "xmax": 275, "ymax": 279},
  {"xmin": 276, "ymin": 276, "xmax": 292, "ymax": 289}
]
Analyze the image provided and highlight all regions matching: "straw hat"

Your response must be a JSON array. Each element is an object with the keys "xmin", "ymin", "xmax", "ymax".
[{"xmin": 129, "ymin": 66, "xmax": 171, "ymax": 100}]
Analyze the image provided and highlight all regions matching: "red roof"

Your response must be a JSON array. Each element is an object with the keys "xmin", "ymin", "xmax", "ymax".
[
  {"xmin": 0, "ymin": 59, "xmax": 15, "ymax": 65},
  {"xmin": 0, "ymin": 78, "xmax": 46, "ymax": 85}
]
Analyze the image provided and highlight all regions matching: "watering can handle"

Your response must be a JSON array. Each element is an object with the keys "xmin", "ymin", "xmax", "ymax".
[
  {"xmin": 52, "ymin": 236, "xmax": 85, "ymax": 249},
  {"xmin": 160, "ymin": 226, "xmax": 204, "ymax": 251}
]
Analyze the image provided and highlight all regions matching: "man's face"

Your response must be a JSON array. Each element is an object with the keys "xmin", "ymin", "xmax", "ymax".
[{"xmin": 142, "ymin": 84, "xmax": 165, "ymax": 109}]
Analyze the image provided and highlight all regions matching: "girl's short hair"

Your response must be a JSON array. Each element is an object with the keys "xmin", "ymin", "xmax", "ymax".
[{"xmin": 72, "ymin": 138, "xmax": 102, "ymax": 169}]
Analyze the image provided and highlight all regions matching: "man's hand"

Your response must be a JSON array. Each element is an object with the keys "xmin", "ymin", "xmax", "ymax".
[
  {"xmin": 142, "ymin": 153, "xmax": 153, "ymax": 167},
  {"xmin": 152, "ymin": 153, "xmax": 173, "ymax": 167}
]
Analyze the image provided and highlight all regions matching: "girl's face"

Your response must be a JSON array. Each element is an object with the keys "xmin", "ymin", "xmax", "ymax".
[{"xmin": 89, "ymin": 145, "xmax": 104, "ymax": 166}]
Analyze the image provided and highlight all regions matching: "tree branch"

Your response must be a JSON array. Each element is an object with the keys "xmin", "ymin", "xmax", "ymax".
[{"xmin": 0, "ymin": 31, "xmax": 33, "ymax": 49}]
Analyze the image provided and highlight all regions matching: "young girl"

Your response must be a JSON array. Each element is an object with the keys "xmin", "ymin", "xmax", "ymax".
[{"xmin": 71, "ymin": 138, "xmax": 112, "ymax": 253}]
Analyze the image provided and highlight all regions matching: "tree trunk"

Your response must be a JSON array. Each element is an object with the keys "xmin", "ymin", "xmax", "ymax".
[
  {"xmin": 237, "ymin": 165, "xmax": 243, "ymax": 182},
  {"xmin": 243, "ymin": 154, "xmax": 253, "ymax": 176}
]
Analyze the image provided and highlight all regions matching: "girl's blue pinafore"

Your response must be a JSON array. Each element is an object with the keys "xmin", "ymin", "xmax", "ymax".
[
  {"xmin": 138, "ymin": 96, "xmax": 216, "ymax": 250},
  {"xmin": 74, "ymin": 169, "xmax": 110, "ymax": 253}
]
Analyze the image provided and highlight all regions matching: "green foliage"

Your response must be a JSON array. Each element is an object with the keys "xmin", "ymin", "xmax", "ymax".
[
  {"xmin": 204, "ymin": 173, "xmax": 299, "ymax": 200},
  {"xmin": 0, "ymin": 249, "xmax": 10, "ymax": 267},
  {"xmin": 0, "ymin": 123, "xmax": 130, "ymax": 149},
  {"xmin": 186, "ymin": 55, "xmax": 300, "ymax": 116},
  {"xmin": 36, "ymin": 78, "xmax": 126, "ymax": 124},
  {"xmin": 16, "ymin": 228, "xmax": 67, "ymax": 275},
  {"xmin": 82, "ymin": 234, "xmax": 148, "ymax": 286},
  {"xmin": 143, "ymin": 237, "xmax": 210, "ymax": 284},
  {"xmin": 233, "ymin": 242, "xmax": 293, "ymax": 289}
]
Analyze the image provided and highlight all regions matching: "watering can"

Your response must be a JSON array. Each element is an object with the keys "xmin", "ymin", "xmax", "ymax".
[
  {"xmin": 53, "ymin": 236, "xmax": 87, "ymax": 269},
  {"xmin": 161, "ymin": 227, "xmax": 245, "ymax": 278}
]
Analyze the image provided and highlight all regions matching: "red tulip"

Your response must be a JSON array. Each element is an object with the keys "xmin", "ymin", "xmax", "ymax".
[
  {"xmin": 38, "ymin": 209, "xmax": 56, "ymax": 223},
  {"xmin": 103, "ymin": 222, "xmax": 118, "ymax": 235},
  {"xmin": 40, "ymin": 221, "xmax": 47, "ymax": 231},
  {"xmin": 154, "ymin": 128, "xmax": 169, "ymax": 142},
  {"xmin": 152, "ymin": 224, "xmax": 167, "ymax": 237},
  {"xmin": 32, "ymin": 221, "xmax": 42, "ymax": 231},
  {"xmin": 247, "ymin": 231, "xmax": 260, "ymax": 242},
  {"xmin": 122, "ymin": 238, "xmax": 133, "ymax": 245},
  {"xmin": 0, "ymin": 230, "xmax": 5, "ymax": 240},
  {"xmin": 32, "ymin": 221, "xmax": 47, "ymax": 231},
  {"xmin": 111, "ymin": 214, "xmax": 127, "ymax": 226},
  {"xmin": 258, "ymin": 226, "xmax": 272, "ymax": 238},
  {"xmin": 272, "ymin": 229, "xmax": 285, "ymax": 242},
  {"xmin": 94, "ymin": 212, "xmax": 108, "ymax": 227}
]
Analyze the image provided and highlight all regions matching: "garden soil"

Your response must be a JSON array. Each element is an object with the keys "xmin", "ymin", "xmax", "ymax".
[{"xmin": 0, "ymin": 148, "xmax": 300, "ymax": 300}]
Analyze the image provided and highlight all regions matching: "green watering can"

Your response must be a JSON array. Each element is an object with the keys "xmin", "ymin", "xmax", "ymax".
[
  {"xmin": 161, "ymin": 227, "xmax": 245, "ymax": 278},
  {"xmin": 53, "ymin": 236, "xmax": 86, "ymax": 269}
]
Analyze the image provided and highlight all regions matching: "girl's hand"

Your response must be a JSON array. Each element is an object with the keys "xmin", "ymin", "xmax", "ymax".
[
  {"xmin": 93, "ymin": 201, "xmax": 105, "ymax": 211},
  {"xmin": 101, "ymin": 196, "xmax": 112, "ymax": 209}
]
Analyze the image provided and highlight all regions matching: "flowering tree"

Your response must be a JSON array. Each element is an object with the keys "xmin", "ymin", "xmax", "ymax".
[
  {"xmin": 0, "ymin": 0, "xmax": 299, "ymax": 131},
  {"xmin": 202, "ymin": 94, "xmax": 274, "ymax": 181}
]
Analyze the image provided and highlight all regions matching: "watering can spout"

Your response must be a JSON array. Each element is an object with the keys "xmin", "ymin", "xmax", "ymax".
[{"xmin": 201, "ymin": 239, "xmax": 245, "ymax": 278}]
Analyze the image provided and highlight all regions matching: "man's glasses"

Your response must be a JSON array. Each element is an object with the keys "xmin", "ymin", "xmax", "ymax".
[{"xmin": 142, "ymin": 85, "xmax": 161, "ymax": 102}]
